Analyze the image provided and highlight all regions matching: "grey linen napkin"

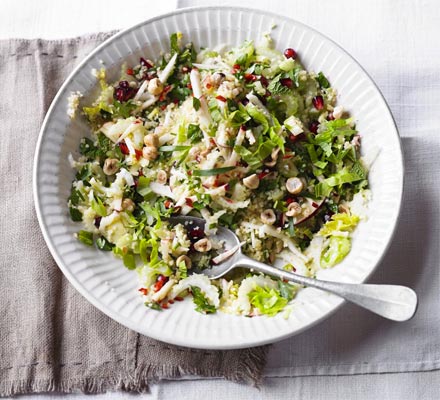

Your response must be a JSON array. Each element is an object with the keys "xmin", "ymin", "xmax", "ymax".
[{"xmin": 0, "ymin": 33, "xmax": 268, "ymax": 397}]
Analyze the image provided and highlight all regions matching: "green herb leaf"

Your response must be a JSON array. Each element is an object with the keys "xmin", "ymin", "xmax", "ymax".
[
  {"xmin": 170, "ymin": 32, "xmax": 181, "ymax": 55},
  {"xmin": 316, "ymin": 72, "xmax": 330, "ymax": 89},
  {"xmin": 75, "ymin": 165, "xmax": 92, "ymax": 183},
  {"xmin": 191, "ymin": 286, "xmax": 216, "ymax": 314},
  {"xmin": 96, "ymin": 236, "xmax": 114, "ymax": 251},
  {"xmin": 192, "ymin": 97, "xmax": 201, "ymax": 111},
  {"xmin": 91, "ymin": 196, "xmax": 107, "ymax": 217},
  {"xmin": 187, "ymin": 124, "xmax": 204, "ymax": 143},
  {"xmin": 69, "ymin": 207, "xmax": 82, "ymax": 222},
  {"xmin": 77, "ymin": 230, "xmax": 93, "ymax": 246},
  {"xmin": 79, "ymin": 137, "xmax": 98, "ymax": 159},
  {"xmin": 193, "ymin": 166, "xmax": 236, "ymax": 176},
  {"xmin": 233, "ymin": 40, "xmax": 255, "ymax": 68},
  {"xmin": 69, "ymin": 188, "xmax": 84, "ymax": 206},
  {"xmin": 234, "ymin": 145, "xmax": 262, "ymax": 170},
  {"xmin": 268, "ymin": 74, "xmax": 290, "ymax": 95},
  {"xmin": 113, "ymin": 100, "xmax": 137, "ymax": 119},
  {"xmin": 145, "ymin": 302, "xmax": 162, "ymax": 311}
]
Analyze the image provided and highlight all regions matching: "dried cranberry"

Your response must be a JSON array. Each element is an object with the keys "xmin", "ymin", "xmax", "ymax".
[
  {"xmin": 280, "ymin": 78, "xmax": 293, "ymax": 88},
  {"xmin": 126, "ymin": 68, "xmax": 134, "ymax": 75},
  {"xmin": 244, "ymin": 73, "xmax": 257, "ymax": 82},
  {"xmin": 153, "ymin": 275, "xmax": 169, "ymax": 292},
  {"xmin": 135, "ymin": 149, "xmax": 142, "ymax": 160},
  {"xmin": 289, "ymin": 133, "xmax": 305, "ymax": 142},
  {"xmin": 94, "ymin": 217, "xmax": 101, "ymax": 228},
  {"xmin": 312, "ymin": 95, "xmax": 324, "ymax": 110},
  {"xmin": 114, "ymin": 81, "xmax": 136, "ymax": 102},
  {"xmin": 188, "ymin": 226, "xmax": 205, "ymax": 242},
  {"xmin": 260, "ymin": 76, "xmax": 269, "ymax": 87},
  {"xmin": 309, "ymin": 121, "xmax": 320, "ymax": 134},
  {"xmin": 185, "ymin": 198, "xmax": 194, "ymax": 207},
  {"xmin": 258, "ymin": 170, "xmax": 270, "ymax": 180},
  {"xmin": 284, "ymin": 48, "xmax": 297, "ymax": 59},
  {"xmin": 140, "ymin": 57, "xmax": 153, "ymax": 68},
  {"xmin": 286, "ymin": 197, "xmax": 296, "ymax": 205},
  {"xmin": 118, "ymin": 141, "xmax": 130, "ymax": 155},
  {"xmin": 216, "ymin": 95, "xmax": 227, "ymax": 102},
  {"xmin": 157, "ymin": 275, "xmax": 168, "ymax": 284}
]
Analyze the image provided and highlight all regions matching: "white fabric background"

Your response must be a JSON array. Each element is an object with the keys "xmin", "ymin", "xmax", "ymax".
[{"xmin": 3, "ymin": 0, "xmax": 439, "ymax": 398}]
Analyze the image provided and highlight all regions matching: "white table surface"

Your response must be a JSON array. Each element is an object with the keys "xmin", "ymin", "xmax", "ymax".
[{"xmin": 4, "ymin": 0, "xmax": 440, "ymax": 399}]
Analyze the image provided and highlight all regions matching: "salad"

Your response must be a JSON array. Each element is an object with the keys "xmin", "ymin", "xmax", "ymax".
[{"xmin": 67, "ymin": 33, "xmax": 369, "ymax": 317}]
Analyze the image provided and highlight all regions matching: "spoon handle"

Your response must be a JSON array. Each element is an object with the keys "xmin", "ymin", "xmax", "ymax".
[{"xmin": 236, "ymin": 256, "xmax": 418, "ymax": 321}]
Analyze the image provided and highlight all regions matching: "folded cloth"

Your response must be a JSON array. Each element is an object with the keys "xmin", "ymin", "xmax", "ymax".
[{"xmin": 0, "ymin": 34, "xmax": 267, "ymax": 398}]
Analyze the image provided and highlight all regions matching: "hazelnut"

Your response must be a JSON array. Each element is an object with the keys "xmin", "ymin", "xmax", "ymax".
[
  {"xmin": 103, "ymin": 158, "xmax": 119, "ymax": 175},
  {"xmin": 211, "ymin": 72, "xmax": 225, "ymax": 87},
  {"xmin": 260, "ymin": 209, "xmax": 276, "ymax": 225},
  {"xmin": 156, "ymin": 169, "xmax": 167, "ymax": 184},
  {"xmin": 147, "ymin": 77, "xmax": 163, "ymax": 96},
  {"xmin": 194, "ymin": 238, "xmax": 212, "ymax": 252},
  {"xmin": 121, "ymin": 198, "xmax": 135, "ymax": 212},
  {"xmin": 242, "ymin": 174, "xmax": 259, "ymax": 190},
  {"xmin": 286, "ymin": 202, "xmax": 302, "ymax": 217},
  {"xmin": 286, "ymin": 177, "xmax": 304, "ymax": 195},
  {"xmin": 144, "ymin": 133, "xmax": 159, "ymax": 147},
  {"xmin": 176, "ymin": 255, "xmax": 192, "ymax": 269},
  {"xmin": 142, "ymin": 145, "xmax": 158, "ymax": 161}
]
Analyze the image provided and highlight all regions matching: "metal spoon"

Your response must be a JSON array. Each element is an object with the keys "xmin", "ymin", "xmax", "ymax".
[{"xmin": 169, "ymin": 216, "xmax": 418, "ymax": 322}]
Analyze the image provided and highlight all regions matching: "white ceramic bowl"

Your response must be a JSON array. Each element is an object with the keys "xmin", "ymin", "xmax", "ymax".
[{"xmin": 33, "ymin": 6, "xmax": 403, "ymax": 349}]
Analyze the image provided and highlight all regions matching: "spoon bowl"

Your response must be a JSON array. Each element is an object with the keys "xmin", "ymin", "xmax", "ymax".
[{"xmin": 169, "ymin": 215, "xmax": 418, "ymax": 322}]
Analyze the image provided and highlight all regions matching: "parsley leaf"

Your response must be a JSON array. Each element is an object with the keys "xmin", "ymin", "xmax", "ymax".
[
  {"xmin": 268, "ymin": 74, "xmax": 290, "ymax": 95},
  {"xmin": 187, "ymin": 124, "xmax": 204, "ymax": 143},
  {"xmin": 69, "ymin": 207, "xmax": 82, "ymax": 222},
  {"xmin": 96, "ymin": 236, "xmax": 114, "ymax": 251},
  {"xmin": 316, "ymin": 72, "xmax": 330, "ymax": 89},
  {"xmin": 170, "ymin": 32, "xmax": 181, "ymax": 55},
  {"xmin": 192, "ymin": 97, "xmax": 201, "ymax": 111},
  {"xmin": 191, "ymin": 286, "xmax": 216, "ymax": 314},
  {"xmin": 91, "ymin": 196, "xmax": 107, "ymax": 217},
  {"xmin": 113, "ymin": 100, "xmax": 137, "ymax": 119}
]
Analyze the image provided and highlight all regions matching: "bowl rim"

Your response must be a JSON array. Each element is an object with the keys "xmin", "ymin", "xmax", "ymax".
[{"xmin": 33, "ymin": 5, "xmax": 404, "ymax": 349}]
